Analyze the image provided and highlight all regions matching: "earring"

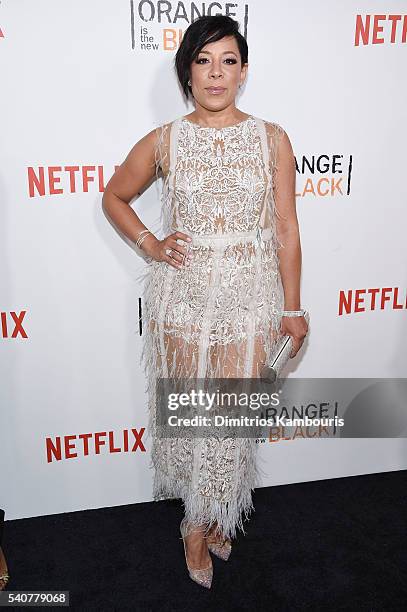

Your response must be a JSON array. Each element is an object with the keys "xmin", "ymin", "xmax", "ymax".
[{"xmin": 188, "ymin": 80, "xmax": 191, "ymax": 86}]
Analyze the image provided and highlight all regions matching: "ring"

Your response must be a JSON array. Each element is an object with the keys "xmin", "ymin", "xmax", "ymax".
[{"xmin": 165, "ymin": 248, "xmax": 173, "ymax": 257}]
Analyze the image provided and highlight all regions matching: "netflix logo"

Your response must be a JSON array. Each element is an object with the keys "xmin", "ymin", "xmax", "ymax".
[
  {"xmin": 46, "ymin": 427, "xmax": 146, "ymax": 463},
  {"xmin": 355, "ymin": 14, "xmax": 407, "ymax": 46},
  {"xmin": 1, "ymin": 311, "xmax": 28, "ymax": 339},
  {"xmin": 27, "ymin": 165, "xmax": 120, "ymax": 198},
  {"xmin": 339, "ymin": 287, "xmax": 407, "ymax": 315}
]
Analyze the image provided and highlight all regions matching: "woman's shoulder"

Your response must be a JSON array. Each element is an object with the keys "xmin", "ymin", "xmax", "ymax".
[
  {"xmin": 254, "ymin": 117, "xmax": 294, "ymax": 164},
  {"xmin": 256, "ymin": 116, "xmax": 287, "ymax": 140},
  {"xmin": 149, "ymin": 119, "xmax": 177, "ymax": 175},
  {"xmin": 153, "ymin": 117, "xmax": 180, "ymax": 133}
]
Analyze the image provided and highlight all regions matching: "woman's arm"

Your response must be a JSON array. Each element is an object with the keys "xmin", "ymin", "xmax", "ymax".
[
  {"xmin": 102, "ymin": 128, "xmax": 191, "ymax": 269},
  {"xmin": 274, "ymin": 130, "xmax": 301, "ymax": 310},
  {"xmin": 274, "ymin": 129, "xmax": 308, "ymax": 357},
  {"xmin": 102, "ymin": 128, "xmax": 158, "ymax": 245}
]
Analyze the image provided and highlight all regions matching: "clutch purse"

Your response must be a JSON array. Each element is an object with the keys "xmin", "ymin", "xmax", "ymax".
[{"xmin": 260, "ymin": 310, "xmax": 310, "ymax": 383}]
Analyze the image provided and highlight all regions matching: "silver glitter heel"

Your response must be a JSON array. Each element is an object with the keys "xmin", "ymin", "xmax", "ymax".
[
  {"xmin": 180, "ymin": 519, "xmax": 213, "ymax": 589},
  {"xmin": 207, "ymin": 527, "xmax": 232, "ymax": 561},
  {"xmin": 207, "ymin": 538, "xmax": 232, "ymax": 561}
]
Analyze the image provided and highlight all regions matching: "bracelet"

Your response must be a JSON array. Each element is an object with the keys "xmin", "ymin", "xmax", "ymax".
[
  {"xmin": 135, "ymin": 229, "xmax": 150, "ymax": 245},
  {"xmin": 282, "ymin": 309, "xmax": 305, "ymax": 317},
  {"xmin": 136, "ymin": 229, "xmax": 152, "ymax": 248},
  {"xmin": 137, "ymin": 232, "xmax": 153, "ymax": 249}
]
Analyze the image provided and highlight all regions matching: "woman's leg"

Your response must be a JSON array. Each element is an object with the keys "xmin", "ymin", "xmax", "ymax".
[
  {"xmin": 180, "ymin": 520, "xmax": 212, "ymax": 569},
  {"xmin": 162, "ymin": 331, "xmax": 214, "ymax": 570},
  {"xmin": 202, "ymin": 333, "xmax": 271, "ymax": 547}
]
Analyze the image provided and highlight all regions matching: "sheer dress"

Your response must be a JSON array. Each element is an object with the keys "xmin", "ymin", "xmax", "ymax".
[{"xmin": 138, "ymin": 114, "xmax": 287, "ymax": 539}]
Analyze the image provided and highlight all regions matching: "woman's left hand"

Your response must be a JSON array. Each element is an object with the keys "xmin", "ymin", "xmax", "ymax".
[{"xmin": 280, "ymin": 315, "xmax": 309, "ymax": 358}]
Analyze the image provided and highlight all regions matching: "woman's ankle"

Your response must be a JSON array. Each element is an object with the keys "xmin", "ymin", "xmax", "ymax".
[{"xmin": 182, "ymin": 524, "xmax": 210, "ymax": 565}]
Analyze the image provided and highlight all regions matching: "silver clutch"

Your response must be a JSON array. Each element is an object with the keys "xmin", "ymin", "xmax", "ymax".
[{"xmin": 260, "ymin": 310, "xmax": 310, "ymax": 382}]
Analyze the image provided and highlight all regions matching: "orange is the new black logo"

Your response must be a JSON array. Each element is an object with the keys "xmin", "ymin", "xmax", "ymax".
[{"xmin": 130, "ymin": 1, "xmax": 249, "ymax": 51}]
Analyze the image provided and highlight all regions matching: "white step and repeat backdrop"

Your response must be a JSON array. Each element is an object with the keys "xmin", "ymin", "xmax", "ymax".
[{"xmin": 1, "ymin": 1, "xmax": 406, "ymax": 520}]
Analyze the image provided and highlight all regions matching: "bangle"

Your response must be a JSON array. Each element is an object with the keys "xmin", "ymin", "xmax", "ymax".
[
  {"xmin": 282, "ymin": 309, "xmax": 305, "ymax": 317},
  {"xmin": 136, "ymin": 229, "xmax": 151, "ymax": 248},
  {"xmin": 137, "ymin": 232, "xmax": 153, "ymax": 249},
  {"xmin": 135, "ymin": 229, "xmax": 150, "ymax": 245}
]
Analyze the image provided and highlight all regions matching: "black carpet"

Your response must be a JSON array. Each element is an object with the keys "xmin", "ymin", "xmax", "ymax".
[{"xmin": 3, "ymin": 470, "xmax": 406, "ymax": 611}]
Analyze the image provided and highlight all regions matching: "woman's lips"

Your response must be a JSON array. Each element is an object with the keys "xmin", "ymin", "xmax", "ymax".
[{"xmin": 206, "ymin": 87, "xmax": 226, "ymax": 94}]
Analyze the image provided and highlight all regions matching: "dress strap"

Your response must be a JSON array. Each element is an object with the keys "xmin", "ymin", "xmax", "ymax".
[
  {"xmin": 169, "ymin": 117, "xmax": 182, "ymax": 185},
  {"xmin": 253, "ymin": 116, "xmax": 272, "ymax": 231},
  {"xmin": 168, "ymin": 117, "xmax": 184, "ymax": 232}
]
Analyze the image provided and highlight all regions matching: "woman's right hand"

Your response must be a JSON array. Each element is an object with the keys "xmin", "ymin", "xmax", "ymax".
[{"xmin": 141, "ymin": 231, "xmax": 193, "ymax": 270}]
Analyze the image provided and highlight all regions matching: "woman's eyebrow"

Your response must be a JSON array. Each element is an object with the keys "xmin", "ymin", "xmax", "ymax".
[{"xmin": 198, "ymin": 50, "xmax": 238, "ymax": 55}]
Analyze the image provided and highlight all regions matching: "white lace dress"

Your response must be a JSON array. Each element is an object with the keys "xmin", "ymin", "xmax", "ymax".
[{"xmin": 139, "ymin": 114, "xmax": 286, "ymax": 539}]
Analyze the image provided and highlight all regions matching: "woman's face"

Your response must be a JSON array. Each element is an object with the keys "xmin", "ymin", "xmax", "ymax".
[{"xmin": 189, "ymin": 35, "xmax": 248, "ymax": 110}]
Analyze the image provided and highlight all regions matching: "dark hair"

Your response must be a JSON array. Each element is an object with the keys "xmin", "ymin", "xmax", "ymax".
[{"xmin": 174, "ymin": 15, "xmax": 248, "ymax": 99}]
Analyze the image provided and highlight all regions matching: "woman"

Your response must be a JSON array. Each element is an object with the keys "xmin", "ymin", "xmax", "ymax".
[{"xmin": 102, "ymin": 15, "xmax": 308, "ymax": 589}]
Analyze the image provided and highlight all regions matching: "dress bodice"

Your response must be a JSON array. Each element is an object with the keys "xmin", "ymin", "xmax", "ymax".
[
  {"xmin": 175, "ymin": 115, "xmax": 265, "ymax": 235},
  {"xmin": 154, "ymin": 114, "xmax": 285, "ymax": 240}
]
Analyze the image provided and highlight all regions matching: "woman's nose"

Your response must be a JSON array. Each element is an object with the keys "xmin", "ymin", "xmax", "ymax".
[{"xmin": 209, "ymin": 64, "xmax": 223, "ymax": 78}]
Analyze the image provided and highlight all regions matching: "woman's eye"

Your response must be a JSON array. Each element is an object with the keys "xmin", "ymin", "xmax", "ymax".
[{"xmin": 196, "ymin": 58, "xmax": 237, "ymax": 64}]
